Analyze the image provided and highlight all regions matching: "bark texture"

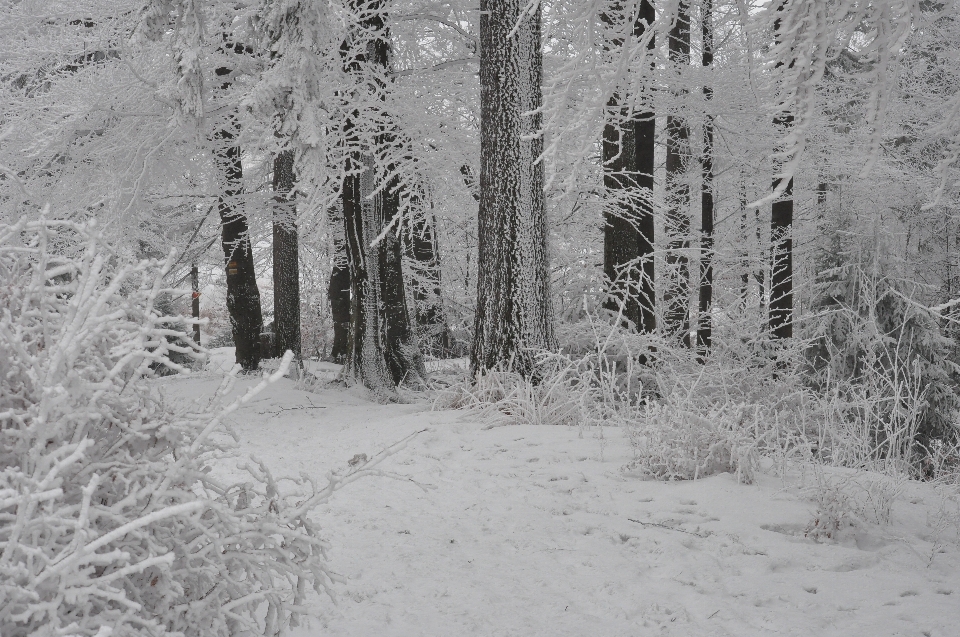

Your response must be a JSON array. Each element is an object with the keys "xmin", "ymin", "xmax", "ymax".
[
  {"xmin": 664, "ymin": 0, "xmax": 692, "ymax": 346},
  {"xmin": 473, "ymin": 0, "xmax": 555, "ymax": 376},
  {"xmin": 272, "ymin": 149, "xmax": 301, "ymax": 360}
]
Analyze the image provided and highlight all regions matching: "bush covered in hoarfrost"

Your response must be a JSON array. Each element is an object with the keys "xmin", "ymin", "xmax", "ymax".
[{"xmin": 0, "ymin": 218, "xmax": 333, "ymax": 637}]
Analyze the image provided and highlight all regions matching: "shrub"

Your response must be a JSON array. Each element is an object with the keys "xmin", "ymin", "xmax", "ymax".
[{"xmin": 0, "ymin": 217, "xmax": 333, "ymax": 637}]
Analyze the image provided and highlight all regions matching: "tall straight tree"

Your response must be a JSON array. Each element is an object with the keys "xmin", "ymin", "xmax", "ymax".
[
  {"xmin": 272, "ymin": 149, "xmax": 301, "ymax": 361},
  {"xmin": 341, "ymin": 0, "xmax": 424, "ymax": 398},
  {"xmin": 697, "ymin": 0, "xmax": 715, "ymax": 354},
  {"xmin": 664, "ymin": 0, "xmax": 692, "ymax": 346},
  {"xmin": 770, "ymin": 2, "xmax": 794, "ymax": 340},
  {"xmin": 602, "ymin": 0, "xmax": 657, "ymax": 333},
  {"xmin": 473, "ymin": 0, "xmax": 555, "ymax": 375},
  {"xmin": 214, "ymin": 50, "xmax": 263, "ymax": 372}
]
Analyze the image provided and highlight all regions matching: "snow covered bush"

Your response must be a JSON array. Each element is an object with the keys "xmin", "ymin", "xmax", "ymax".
[
  {"xmin": 0, "ymin": 217, "xmax": 333, "ymax": 637},
  {"xmin": 806, "ymin": 239, "xmax": 960, "ymax": 474}
]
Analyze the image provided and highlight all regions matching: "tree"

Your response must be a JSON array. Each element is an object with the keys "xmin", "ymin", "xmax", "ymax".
[
  {"xmin": 697, "ymin": 0, "xmax": 715, "ymax": 354},
  {"xmin": 769, "ymin": 2, "xmax": 794, "ymax": 340},
  {"xmin": 341, "ymin": 0, "xmax": 424, "ymax": 398},
  {"xmin": 602, "ymin": 0, "xmax": 657, "ymax": 333},
  {"xmin": 214, "ymin": 49, "xmax": 264, "ymax": 370},
  {"xmin": 272, "ymin": 149, "xmax": 301, "ymax": 361},
  {"xmin": 473, "ymin": 0, "xmax": 556, "ymax": 376},
  {"xmin": 664, "ymin": 0, "xmax": 692, "ymax": 346}
]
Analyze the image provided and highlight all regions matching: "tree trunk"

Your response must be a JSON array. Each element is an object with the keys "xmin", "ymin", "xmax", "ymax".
[
  {"xmin": 697, "ymin": 0, "xmax": 714, "ymax": 355},
  {"xmin": 213, "ymin": 102, "xmax": 263, "ymax": 372},
  {"xmin": 272, "ymin": 149, "xmax": 301, "ymax": 361},
  {"xmin": 341, "ymin": 0, "xmax": 424, "ymax": 398},
  {"xmin": 473, "ymin": 0, "xmax": 555, "ymax": 376},
  {"xmin": 191, "ymin": 263, "xmax": 201, "ymax": 345},
  {"xmin": 635, "ymin": 0, "xmax": 657, "ymax": 334},
  {"xmin": 770, "ymin": 5, "xmax": 794, "ymax": 340},
  {"xmin": 329, "ymin": 209, "xmax": 351, "ymax": 364},
  {"xmin": 404, "ymin": 193, "xmax": 450, "ymax": 357},
  {"xmin": 664, "ymin": 0, "xmax": 692, "ymax": 346}
]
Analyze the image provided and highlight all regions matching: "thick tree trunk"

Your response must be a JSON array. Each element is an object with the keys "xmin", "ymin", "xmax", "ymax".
[
  {"xmin": 213, "ymin": 107, "xmax": 263, "ymax": 372},
  {"xmin": 272, "ymin": 149, "xmax": 301, "ymax": 361},
  {"xmin": 697, "ymin": 0, "xmax": 714, "ymax": 355},
  {"xmin": 341, "ymin": 0, "xmax": 424, "ymax": 398},
  {"xmin": 664, "ymin": 0, "xmax": 692, "ymax": 346},
  {"xmin": 770, "ymin": 5, "xmax": 794, "ymax": 340},
  {"xmin": 473, "ymin": 0, "xmax": 555, "ymax": 376}
]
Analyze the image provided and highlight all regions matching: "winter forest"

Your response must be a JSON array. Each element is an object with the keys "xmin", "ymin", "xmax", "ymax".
[{"xmin": 5, "ymin": 0, "xmax": 960, "ymax": 635}]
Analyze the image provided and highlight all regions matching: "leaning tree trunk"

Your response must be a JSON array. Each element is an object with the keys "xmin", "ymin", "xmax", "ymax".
[
  {"xmin": 770, "ymin": 4, "xmax": 794, "ymax": 340},
  {"xmin": 697, "ymin": 0, "xmax": 715, "ymax": 355},
  {"xmin": 341, "ymin": 0, "xmax": 424, "ymax": 399},
  {"xmin": 272, "ymin": 149, "xmax": 301, "ymax": 361},
  {"xmin": 473, "ymin": 0, "xmax": 555, "ymax": 377},
  {"xmin": 213, "ymin": 106, "xmax": 263, "ymax": 372},
  {"xmin": 664, "ymin": 0, "xmax": 692, "ymax": 346}
]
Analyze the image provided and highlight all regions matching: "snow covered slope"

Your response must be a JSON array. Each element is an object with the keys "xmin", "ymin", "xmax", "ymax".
[{"xmin": 157, "ymin": 364, "xmax": 960, "ymax": 637}]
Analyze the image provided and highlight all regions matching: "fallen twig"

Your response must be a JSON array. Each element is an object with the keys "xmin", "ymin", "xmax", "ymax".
[{"xmin": 627, "ymin": 518, "xmax": 711, "ymax": 538}]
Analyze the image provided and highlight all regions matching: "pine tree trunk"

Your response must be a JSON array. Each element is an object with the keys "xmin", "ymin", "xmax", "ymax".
[
  {"xmin": 404, "ymin": 195, "xmax": 450, "ymax": 357},
  {"xmin": 341, "ymin": 0, "xmax": 424, "ymax": 398},
  {"xmin": 473, "ymin": 0, "xmax": 555, "ymax": 376},
  {"xmin": 213, "ymin": 108, "xmax": 263, "ymax": 372},
  {"xmin": 664, "ymin": 1, "xmax": 692, "ymax": 346},
  {"xmin": 697, "ymin": 0, "xmax": 714, "ymax": 355},
  {"xmin": 272, "ymin": 149, "xmax": 301, "ymax": 361},
  {"xmin": 191, "ymin": 263, "xmax": 201, "ymax": 345},
  {"xmin": 602, "ymin": 3, "xmax": 639, "ymax": 328},
  {"xmin": 328, "ymin": 210, "xmax": 351, "ymax": 364},
  {"xmin": 770, "ymin": 5, "xmax": 794, "ymax": 340},
  {"xmin": 634, "ymin": 0, "xmax": 657, "ymax": 334}
]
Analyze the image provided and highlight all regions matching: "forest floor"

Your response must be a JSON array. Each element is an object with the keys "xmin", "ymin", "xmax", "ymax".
[{"xmin": 157, "ymin": 349, "xmax": 960, "ymax": 637}]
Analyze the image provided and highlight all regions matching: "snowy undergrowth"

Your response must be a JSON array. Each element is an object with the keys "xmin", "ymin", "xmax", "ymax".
[{"xmin": 0, "ymin": 218, "xmax": 334, "ymax": 637}]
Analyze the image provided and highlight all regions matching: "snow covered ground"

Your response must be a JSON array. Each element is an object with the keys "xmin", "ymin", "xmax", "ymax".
[{"xmin": 157, "ymin": 351, "xmax": 960, "ymax": 636}]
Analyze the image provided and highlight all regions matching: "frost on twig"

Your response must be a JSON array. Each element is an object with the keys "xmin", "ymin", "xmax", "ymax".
[{"xmin": 0, "ymin": 219, "xmax": 332, "ymax": 637}]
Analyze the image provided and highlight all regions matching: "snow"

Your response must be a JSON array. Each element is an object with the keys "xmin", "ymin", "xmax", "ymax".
[{"xmin": 158, "ymin": 351, "xmax": 960, "ymax": 636}]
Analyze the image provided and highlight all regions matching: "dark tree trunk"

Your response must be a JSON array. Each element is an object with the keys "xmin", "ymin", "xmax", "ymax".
[
  {"xmin": 341, "ymin": 0, "xmax": 424, "ymax": 398},
  {"xmin": 739, "ymin": 175, "xmax": 750, "ymax": 308},
  {"xmin": 770, "ymin": 4, "xmax": 794, "ymax": 340},
  {"xmin": 697, "ymin": 0, "xmax": 714, "ymax": 355},
  {"xmin": 473, "ymin": 0, "xmax": 555, "ymax": 376},
  {"xmin": 213, "ymin": 102, "xmax": 263, "ymax": 372},
  {"xmin": 601, "ymin": 1, "xmax": 656, "ymax": 333},
  {"xmin": 404, "ymin": 194, "xmax": 450, "ymax": 357},
  {"xmin": 272, "ymin": 149, "xmax": 301, "ymax": 361},
  {"xmin": 191, "ymin": 263, "xmax": 201, "ymax": 345},
  {"xmin": 634, "ymin": 0, "xmax": 657, "ymax": 334},
  {"xmin": 329, "ymin": 210, "xmax": 351, "ymax": 364},
  {"xmin": 664, "ymin": 0, "xmax": 692, "ymax": 346}
]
